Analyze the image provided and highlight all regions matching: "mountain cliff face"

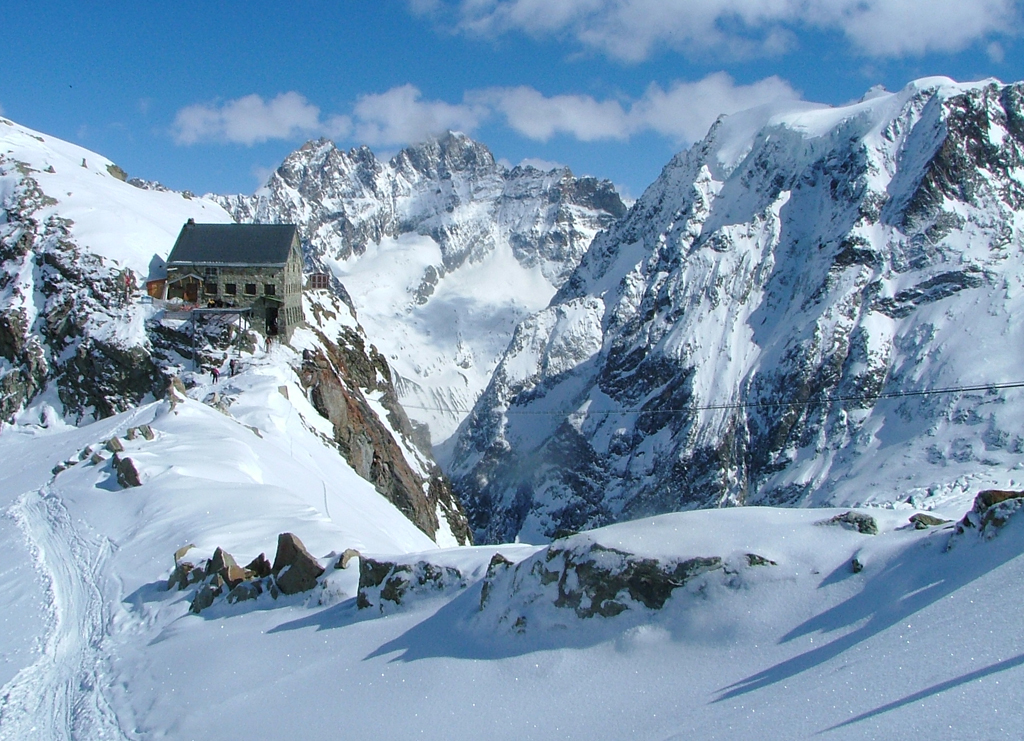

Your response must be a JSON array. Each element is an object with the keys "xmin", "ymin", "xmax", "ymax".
[
  {"xmin": 216, "ymin": 132, "xmax": 625, "ymax": 445},
  {"xmin": 449, "ymin": 78, "xmax": 1024, "ymax": 544}
]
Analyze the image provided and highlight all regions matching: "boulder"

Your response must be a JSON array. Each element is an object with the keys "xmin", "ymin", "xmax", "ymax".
[
  {"xmin": 114, "ymin": 454, "xmax": 142, "ymax": 488},
  {"xmin": 189, "ymin": 581, "xmax": 222, "ymax": 614},
  {"xmin": 245, "ymin": 553, "xmax": 272, "ymax": 578},
  {"xmin": 480, "ymin": 553, "xmax": 514, "ymax": 609},
  {"xmin": 819, "ymin": 511, "xmax": 878, "ymax": 535},
  {"xmin": 272, "ymin": 533, "xmax": 324, "ymax": 595},
  {"xmin": 104, "ymin": 437, "xmax": 124, "ymax": 453},
  {"xmin": 224, "ymin": 564, "xmax": 251, "ymax": 589},
  {"xmin": 909, "ymin": 513, "xmax": 950, "ymax": 530},
  {"xmin": 208, "ymin": 547, "xmax": 239, "ymax": 580},
  {"xmin": 974, "ymin": 489, "xmax": 1024, "ymax": 512},
  {"xmin": 167, "ymin": 561, "xmax": 195, "ymax": 591},
  {"xmin": 226, "ymin": 580, "xmax": 262, "ymax": 604},
  {"xmin": 138, "ymin": 424, "xmax": 155, "ymax": 440},
  {"xmin": 335, "ymin": 548, "xmax": 361, "ymax": 569}
]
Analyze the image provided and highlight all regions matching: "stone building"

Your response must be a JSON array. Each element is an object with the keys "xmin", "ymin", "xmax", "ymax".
[{"xmin": 165, "ymin": 221, "xmax": 303, "ymax": 340}]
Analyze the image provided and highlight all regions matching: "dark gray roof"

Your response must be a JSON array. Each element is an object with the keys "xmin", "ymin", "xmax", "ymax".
[{"xmin": 167, "ymin": 223, "xmax": 298, "ymax": 266}]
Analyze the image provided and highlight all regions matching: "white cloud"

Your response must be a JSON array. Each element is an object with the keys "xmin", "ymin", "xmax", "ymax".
[
  {"xmin": 352, "ymin": 84, "xmax": 486, "ymax": 146},
  {"xmin": 480, "ymin": 73, "xmax": 801, "ymax": 144},
  {"xmin": 172, "ymin": 92, "xmax": 348, "ymax": 146},
  {"xmin": 474, "ymin": 86, "xmax": 631, "ymax": 141},
  {"xmin": 631, "ymin": 73, "xmax": 801, "ymax": 143},
  {"xmin": 435, "ymin": 0, "xmax": 1018, "ymax": 61},
  {"xmin": 172, "ymin": 74, "xmax": 800, "ymax": 153}
]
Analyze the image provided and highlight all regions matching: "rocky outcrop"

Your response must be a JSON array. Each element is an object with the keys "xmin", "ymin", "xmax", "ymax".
[
  {"xmin": 216, "ymin": 132, "xmax": 624, "ymax": 287},
  {"xmin": 356, "ymin": 556, "xmax": 466, "ymax": 614},
  {"xmin": 0, "ymin": 163, "xmax": 167, "ymax": 422},
  {"xmin": 952, "ymin": 489, "xmax": 1024, "ymax": 541},
  {"xmin": 476, "ymin": 537, "xmax": 776, "ymax": 632},
  {"xmin": 179, "ymin": 534, "xmax": 330, "ymax": 614},
  {"xmin": 818, "ymin": 511, "xmax": 878, "ymax": 535},
  {"xmin": 272, "ymin": 533, "xmax": 325, "ymax": 595},
  {"xmin": 299, "ymin": 292, "xmax": 471, "ymax": 544}
]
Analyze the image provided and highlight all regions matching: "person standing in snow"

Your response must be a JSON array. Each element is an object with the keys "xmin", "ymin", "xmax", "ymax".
[{"xmin": 211, "ymin": 366, "xmax": 220, "ymax": 384}]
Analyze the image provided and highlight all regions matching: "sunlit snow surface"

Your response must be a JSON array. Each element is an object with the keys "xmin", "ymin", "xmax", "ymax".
[
  {"xmin": 1, "ymin": 380, "xmax": 1022, "ymax": 739},
  {"xmin": 0, "ymin": 117, "xmax": 233, "ymax": 274}
]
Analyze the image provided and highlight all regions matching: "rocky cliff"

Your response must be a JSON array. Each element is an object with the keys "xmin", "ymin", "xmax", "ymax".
[{"xmin": 449, "ymin": 78, "xmax": 1024, "ymax": 543}]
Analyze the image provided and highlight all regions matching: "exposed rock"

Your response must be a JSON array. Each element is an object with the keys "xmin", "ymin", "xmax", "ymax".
[
  {"xmin": 104, "ymin": 437, "xmax": 124, "ymax": 453},
  {"xmin": 479, "ymin": 553, "xmax": 514, "ymax": 609},
  {"xmin": 909, "ymin": 513, "xmax": 951, "ymax": 529},
  {"xmin": 245, "ymin": 553, "xmax": 272, "ymax": 578},
  {"xmin": 272, "ymin": 533, "xmax": 324, "ymax": 595},
  {"xmin": 450, "ymin": 80, "xmax": 1024, "ymax": 544},
  {"xmin": 357, "ymin": 557, "xmax": 465, "ymax": 613},
  {"xmin": 113, "ymin": 453, "xmax": 142, "ymax": 488},
  {"xmin": 208, "ymin": 547, "xmax": 239, "ymax": 580},
  {"xmin": 297, "ymin": 323, "xmax": 471, "ymax": 545},
  {"xmin": 335, "ymin": 548, "xmax": 360, "ymax": 569},
  {"xmin": 477, "ymin": 540, "xmax": 752, "ymax": 628},
  {"xmin": 224, "ymin": 564, "xmax": 251, "ymax": 588},
  {"xmin": 226, "ymin": 580, "xmax": 262, "ymax": 604},
  {"xmin": 953, "ymin": 489, "xmax": 1024, "ymax": 541},
  {"xmin": 745, "ymin": 553, "xmax": 777, "ymax": 567},
  {"xmin": 189, "ymin": 580, "xmax": 223, "ymax": 614},
  {"xmin": 851, "ymin": 557, "xmax": 864, "ymax": 573},
  {"xmin": 168, "ymin": 562, "xmax": 195, "ymax": 591},
  {"xmin": 819, "ymin": 511, "xmax": 878, "ymax": 535}
]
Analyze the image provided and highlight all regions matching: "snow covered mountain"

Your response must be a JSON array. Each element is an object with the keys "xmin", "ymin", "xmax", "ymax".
[
  {"xmin": 449, "ymin": 78, "xmax": 1024, "ymax": 544},
  {"xmin": 215, "ymin": 132, "xmax": 625, "ymax": 446},
  {"xmin": 3, "ymin": 94, "xmax": 1024, "ymax": 740},
  {"xmin": 0, "ymin": 117, "xmax": 468, "ymax": 545}
]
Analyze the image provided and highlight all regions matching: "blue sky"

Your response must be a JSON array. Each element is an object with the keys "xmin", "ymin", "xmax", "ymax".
[{"xmin": 3, "ymin": 1, "xmax": 1022, "ymax": 199}]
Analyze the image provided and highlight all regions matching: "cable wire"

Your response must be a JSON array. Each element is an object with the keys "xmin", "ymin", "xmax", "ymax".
[{"xmin": 399, "ymin": 380, "xmax": 1024, "ymax": 417}]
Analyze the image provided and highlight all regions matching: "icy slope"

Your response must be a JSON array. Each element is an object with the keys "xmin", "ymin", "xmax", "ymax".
[
  {"xmin": 217, "ymin": 132, "xmax": 626, "ymax": 445},
  {"xmin": 450, "ymin": 78, "xmax": 1024, "ymax": 543}
]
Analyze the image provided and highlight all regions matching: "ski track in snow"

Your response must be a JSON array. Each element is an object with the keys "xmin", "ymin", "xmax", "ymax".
[{"xmin": 0, "ymin": 486, "xmax": 127, "ymax": 741}]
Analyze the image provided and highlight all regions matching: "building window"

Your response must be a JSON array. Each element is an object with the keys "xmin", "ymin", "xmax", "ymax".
[
  {"xmin": 204, "ymin": 266, "xmax": 219, "ymax": 277},
  {"xmin": 244, "ymin": 283, "xmax": 257, "ymax": 295},
  {"xmin": 264, "ymin": 283, "xmax": 276, "ymax": 296},
  {"xmin": 204, "ymin": 282, "xmax": 218, "ymax": 295},
  {"xmin": 224, "ymin": 283, "xmax": 237, "ymax": 296}
]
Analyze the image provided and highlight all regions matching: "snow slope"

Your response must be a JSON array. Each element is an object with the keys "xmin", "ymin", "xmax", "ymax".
[
  {"xmin": 2, "ymin": 391, "xmax": 1022, "ymax": 740},
  {"xmin": 0, "ymin": 117, "xmax": 232, "ymax": 275}
]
